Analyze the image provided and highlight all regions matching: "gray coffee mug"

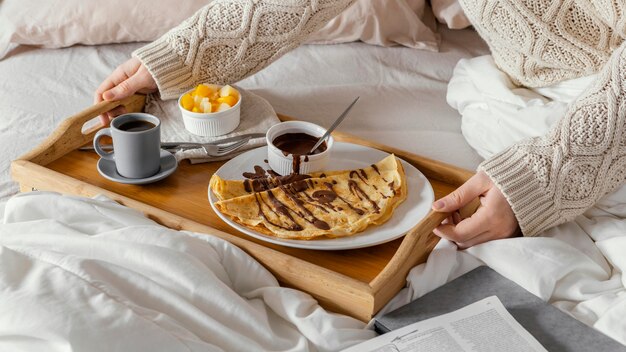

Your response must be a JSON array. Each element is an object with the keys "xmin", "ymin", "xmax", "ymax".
[{"xmin": 94, "ymin": 113, "xmax": 161, "ymax": 179}]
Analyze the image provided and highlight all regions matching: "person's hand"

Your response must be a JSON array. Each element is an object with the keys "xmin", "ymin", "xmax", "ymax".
[
  {"xmin": 94, "ymin": 57, "xmax": 158, "ymax": 125},
  {"xmin": 432, "ymin": 171, "xmax": 519, "ymax": 248}
]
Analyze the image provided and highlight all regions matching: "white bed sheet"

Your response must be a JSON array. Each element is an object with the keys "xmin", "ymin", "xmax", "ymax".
[{"xmin": 0, "ymin": 27, "xmax": 487, "ymax": 202}]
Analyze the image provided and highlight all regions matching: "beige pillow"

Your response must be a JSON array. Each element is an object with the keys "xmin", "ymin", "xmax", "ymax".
[
  {"xmin": 0, "ymin": 0, "xmax": 440, "ymax": 59},
  {"xmin": 430, "ymin": 0, "xmax": 472, "ymax": 29},
  {"xmin": 306, "ymin": 0, "xmax": 439, "ymax": 51},
  {"xmin": 0, "ymin": 0, "xmax": 208, "ymax": 58}
]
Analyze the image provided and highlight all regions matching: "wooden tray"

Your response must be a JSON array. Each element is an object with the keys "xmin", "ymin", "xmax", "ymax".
[{"xmin": 11, "ymin": 94, "xmax": 475, "ymax": 322}]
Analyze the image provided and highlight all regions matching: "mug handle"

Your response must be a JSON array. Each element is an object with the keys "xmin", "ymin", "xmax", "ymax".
[{"xmin": 93, "ymin": 128, "xmax": 115, "ymax": 161}]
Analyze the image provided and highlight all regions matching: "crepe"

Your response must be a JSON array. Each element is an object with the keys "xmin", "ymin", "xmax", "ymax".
[{"xmin": 210, "ymin": 155, "xmax": 407, "ymax": 240}]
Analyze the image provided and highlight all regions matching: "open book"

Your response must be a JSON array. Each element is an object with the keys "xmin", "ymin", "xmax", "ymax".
[{"xmin": 343, "ymin": 296, "xmax": 547, "ymax": 352}]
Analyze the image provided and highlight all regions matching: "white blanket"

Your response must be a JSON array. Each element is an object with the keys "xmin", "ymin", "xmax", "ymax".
[
  {"xmin": 388, "ymin": 55, "xmax": 626, "ymax": 346},
  {"xmin": 0, "ymin": 192, "xmax": 375, "ymax": 351}
]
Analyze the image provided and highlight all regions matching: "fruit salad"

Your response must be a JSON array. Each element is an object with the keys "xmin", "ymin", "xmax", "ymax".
[{"xmin": 180, "ymin": 84, "xmax": 239, "ymax": 113}]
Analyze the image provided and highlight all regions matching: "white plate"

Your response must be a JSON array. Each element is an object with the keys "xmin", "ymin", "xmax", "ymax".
[{"xmin": 208, "ymin": 142, "xmax": 435, "ymax": 250}]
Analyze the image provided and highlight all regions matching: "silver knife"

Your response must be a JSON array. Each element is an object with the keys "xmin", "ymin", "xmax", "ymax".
[{"xmin": 80, "ymin": 133, "xmax": 266, "ymax": 151}]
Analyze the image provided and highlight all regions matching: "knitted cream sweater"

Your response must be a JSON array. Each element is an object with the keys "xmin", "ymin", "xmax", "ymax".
[
  {"xmin": 459, "ymin": 0, "xmax": 625, "ymax": 88},
  {"xmin": 133, "ymin": 0, "xmax": 355, "ymax": 100},
  {"xmin": 134, "ymin": 0, "xmax": 626, "ymax": 236}
]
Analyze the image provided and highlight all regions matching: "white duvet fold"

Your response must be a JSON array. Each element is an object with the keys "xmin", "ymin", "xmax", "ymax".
[
  {"xmin": 447, "ymin": 55, "xmax": 596, "ymax": 160},
  {"xmin": 0, "ymin": 192, "xmax": 374, "ymax": 352}
]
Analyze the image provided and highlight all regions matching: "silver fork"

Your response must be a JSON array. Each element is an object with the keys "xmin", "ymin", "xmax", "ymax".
[{"xmin": 197, "ymin": 136, "xmax": 251, "ymax": 156}]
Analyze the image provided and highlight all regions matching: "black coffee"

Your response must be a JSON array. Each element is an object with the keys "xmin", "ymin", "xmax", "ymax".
[{"xmin": 118, "ymin": 120, "xmax": 156, "ymax": 132}]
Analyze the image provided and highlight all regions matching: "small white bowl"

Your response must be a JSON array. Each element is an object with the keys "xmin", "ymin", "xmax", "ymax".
[
  {"xmin": 266, "ymin": 121, "xmax": 334, "ymax": 175},
  {"xmin": 178, "ymin": 84, "xmax": 241, "ymax": 137}
]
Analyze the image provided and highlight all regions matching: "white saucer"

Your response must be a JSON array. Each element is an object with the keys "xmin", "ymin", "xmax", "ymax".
[{"xmin": 97, "ymin": 149, "xmax": 178, "ymax": 185}]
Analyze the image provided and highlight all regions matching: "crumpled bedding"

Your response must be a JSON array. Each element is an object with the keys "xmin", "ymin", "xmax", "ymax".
[
  {"xmin": 385, "ymin": 55, "xmax": 626, "ymax": 346},
  {"xmin": 2, "ymin": 28, "xmax": 625, "ymax": 348},
  {"xmin": 0, "ymin": 192, "xmax": 375, "ymax": 351}
]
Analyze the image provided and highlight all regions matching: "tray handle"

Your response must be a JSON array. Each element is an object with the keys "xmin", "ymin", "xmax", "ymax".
[
  {"xmin": 18, "ymin": 94, "xmax": 146, "ymax": 165},
  {"xmin": 369, "ymin": 198, "xmax": 481, "ymax": 303}
]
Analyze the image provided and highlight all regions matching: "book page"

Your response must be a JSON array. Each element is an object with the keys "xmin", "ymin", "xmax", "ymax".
[{"xmin": 343, "ymin": 296, "xmax": 547, "ymax": 352}]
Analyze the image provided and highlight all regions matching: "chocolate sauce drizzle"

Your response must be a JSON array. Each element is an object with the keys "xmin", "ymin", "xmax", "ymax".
[
  {"xmin": 324, "ymin": 182, "xmax": 365, "ymax": 215},
  {"xmin": 303, "ymin": 192, "xmax": 332, "ymax": 213},
  {"xmin": 254, "ymin": 192, "xmax": 301, "ymax": 231},
  {"xmin": 312, "ymin": 190, "xmax": 337, "ymax": 204},
  {"xmin": 243, "ymin": 168, "xmax": 311, "ymax": 193},
  {"xmin": 348, "ymin": 180, "xmax": 380, "ymax": 213},
  {"xmin": 279, "ymin": 185, "xmax": 330, "ymax": 230},
  {"xmin": 292, "ymin": 155, "xmax": 302, "ymax": 175},
  {"xmin": 388, "ymin": 180, "xmax": 396, "ymax": 196},
  {"xmin": 242, "ymin": 165, "xmax": 266, "ymax": 179},
  {"xmin": 266, "ymin": 190, "xmax": 304, "ymax": 231},
  {"xmin": 349, "ymin": 169, "xmax": 369, "ymax": 184}
]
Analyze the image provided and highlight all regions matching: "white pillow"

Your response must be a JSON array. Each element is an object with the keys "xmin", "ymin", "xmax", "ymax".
[
  {"xmin": 430, "ymin": 0, "xmax": 471, "ymax": 29},
  {"xmin": 305, "ymin": 0, "xmax": 440, "ymax": 51},
  {"xmin": 0, "ymin": 0, "xmax": 440, "ymax": 59}
]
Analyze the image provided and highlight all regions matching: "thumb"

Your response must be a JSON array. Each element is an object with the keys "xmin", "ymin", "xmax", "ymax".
[
  {"xmin": 432, "ymin": 173, "xmax": 490, "ymax": 212},
  {"xmin": 102, "ymin": 73, "xmax": 142, "ymax": 101}
]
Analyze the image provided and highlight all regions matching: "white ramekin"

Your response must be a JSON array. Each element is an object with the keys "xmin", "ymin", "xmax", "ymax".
[
  {"xmin": 178, "ymin": 85, "xmax": 241, "ymax": 137},
  {"xmin": 266, "ymin": 121, "xmax": 334, "ymax": 175}
]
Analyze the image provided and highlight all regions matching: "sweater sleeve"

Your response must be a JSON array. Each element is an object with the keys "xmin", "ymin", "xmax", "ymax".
[
  {"xmin": 458, "ymin": 0, "xmax": 621, "ymax": 88},
  {"xmin": 132, "ymin": 0, "xmax": 354, "ymax": 100},
  {"xmin": 479, "ymin": 40, "xmax": 626, "ymax": 236}
]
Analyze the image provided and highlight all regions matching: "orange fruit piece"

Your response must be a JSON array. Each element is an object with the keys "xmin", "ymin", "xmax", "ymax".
[
  {"xmin": 216, "ymin": 95, "xmax": 237, "ymax": 107},
  {"xmin": 194, "ymin": 84, "xmax": 212, "ymax": 98},
  {"xmin": 192, "ymin": 107, "xmax": 200, "ymax": 113},
  {"xmin": 181, "ymin": 93, "xmax": 194, "ymax": 111}
]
